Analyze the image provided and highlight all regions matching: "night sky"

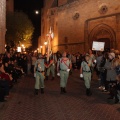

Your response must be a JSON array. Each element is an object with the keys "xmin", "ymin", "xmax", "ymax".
[{"xmin": 14, "ymin": 0, "xmax": 43, "ymax": 50}]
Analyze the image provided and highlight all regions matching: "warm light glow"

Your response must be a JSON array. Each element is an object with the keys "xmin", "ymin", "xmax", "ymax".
[
  {"xmin": 37, "ymin": 48, "xmax": 39, "ymax": 50},
  {"xmin": 44, "ymin": 42, "xmax": 48, "ymax": 45},
  {"xmin": 35, "ymin": 10, "xmax": 39, "ymax": 14},
  {"xmin": 40, "ymin": 46, "xmax": 43, "ymax": 48},
  {"xmin": 21, "ymin": 44, "xmax": 24, "ymax": 47},
  {"xmin": 17, "ymin": 47, "xmax": 21, "ymax": 52}
]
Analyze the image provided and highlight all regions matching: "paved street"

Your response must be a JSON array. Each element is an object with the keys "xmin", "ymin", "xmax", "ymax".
[{"xmin": 0, "ymin": 70, "xmax": 120, "ymax": 120}]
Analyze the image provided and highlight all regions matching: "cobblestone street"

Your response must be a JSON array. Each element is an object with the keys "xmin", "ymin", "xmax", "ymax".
[{"xmin": 0, "ymin": 70, "xmax": 120, "ymax": 120}]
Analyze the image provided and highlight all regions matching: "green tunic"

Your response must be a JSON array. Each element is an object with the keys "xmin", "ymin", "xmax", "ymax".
[
  {"xmin": 34, "ymin": 59, "xmax": 45, "ymax": 89},
  {"xmin": 58, "ymin": 58, "xmax": 71, "ymax": 87}
]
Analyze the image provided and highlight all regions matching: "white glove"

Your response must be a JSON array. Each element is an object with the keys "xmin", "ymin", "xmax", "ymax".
[
  {"xmin": 67, "ymin": 69, "xmax": 70, "ymax": 72},
  {"xmin": 94, "ymin": 59, "xmax": 97, "ymax": 63},
  {"xmin": 34, "ymin": 73, "xmax": 36, "ymax": 77},
  {"xmin": 80, "ymin": 74, "xmax": 83, "ymax": 78},
  {"xmin": 57, "ymin": 72, "xmax": 60, "ymax": 76}
]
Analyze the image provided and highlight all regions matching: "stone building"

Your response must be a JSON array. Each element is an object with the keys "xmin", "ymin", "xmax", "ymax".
[
  {"xmin": 40, "ymin": 0, "xmax": 120, "ymax": 53},
  {"xmin": 0, "ymin": 0, "xmax": 14, "ymax": 53},
  {"xmin": 0, "ymin": 0, "xmax": 6, "ymax": 53}
]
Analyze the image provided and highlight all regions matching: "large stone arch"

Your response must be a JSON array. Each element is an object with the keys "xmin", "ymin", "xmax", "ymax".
[{"xmin": 88, "ymin": 24, "xmax": 116, "ymax": 50}]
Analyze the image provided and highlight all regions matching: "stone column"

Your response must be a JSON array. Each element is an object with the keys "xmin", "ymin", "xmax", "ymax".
[{"xmin": 0, "ymin": 0, "xmax": 6, "ymax": 53}]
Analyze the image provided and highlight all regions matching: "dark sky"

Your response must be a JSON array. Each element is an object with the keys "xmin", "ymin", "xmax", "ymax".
[{"xmin": 14, "ymin": 0, "xmax": 43, "ymax": 50}]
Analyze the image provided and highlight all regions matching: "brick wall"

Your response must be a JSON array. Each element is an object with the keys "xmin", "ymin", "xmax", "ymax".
[{"xmin": 0, "ymin": 0, "xmax": 6, "ymax": 53}]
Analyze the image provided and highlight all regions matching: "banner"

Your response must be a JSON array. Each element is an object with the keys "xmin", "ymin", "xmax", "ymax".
[
  {"xmin": 92, "ymin": 41, "xmax": 105, "ymax": 51},
  {"xmin": 46, "ymin": 27, "xmax": 54, "ymax": 62}
]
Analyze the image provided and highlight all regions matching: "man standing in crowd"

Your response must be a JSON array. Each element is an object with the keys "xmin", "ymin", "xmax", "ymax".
[
  {"xmin": 96, "ymin": 52, "xmax": 104, "ymax": 88},
  {"xmin": 57, "ymin": 52, "xmax": 72, "ymax": 94},
  {"xmin": 104, "ymin": 52, "xmax": 119, "ymax": 103},
  {"xmin": 34, "ymin": 53, "xmax": 45, "ymax": 95},
  {"xmin": 97, "ymin": 52, "xmax": 107, "ymax": 91}
]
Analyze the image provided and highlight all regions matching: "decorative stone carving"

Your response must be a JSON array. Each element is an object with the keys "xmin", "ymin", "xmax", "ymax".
[
  {"xmin": 47, "ymin": 8, "xmax": 58, "ymax": 20},
  {"xmin": 89, "ymin": 24, "xmax": 116, "ymax": 49},
  {"xmin": 73, "ymin": 12, "xmax": 80, "ymax": 20},
  {"xmin": 99, "ymin": 3, "xmax": 108, "ymax": 14},
  {"xmin": 47, "ymin": 8, "xmax": 58, "ymax": 16}
]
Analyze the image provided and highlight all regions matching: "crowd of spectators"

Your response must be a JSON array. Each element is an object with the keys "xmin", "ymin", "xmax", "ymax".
[
  {"xmin": 0, "ymin": 49, "xmax": 120, "ymax": 104},
  {"xmin": 96, "ymin": 49, "xmax": 120, "ymax": 103},
  {"xmin": 0, "ymin": 52, "xmax": 28, "ymax": 102}
]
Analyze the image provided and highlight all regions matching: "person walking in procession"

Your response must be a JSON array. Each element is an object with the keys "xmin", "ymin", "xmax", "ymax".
[
  {"xmin": 80, "ymin": 54, "xmax": 94, "ymax": 96},
  {"xmin": 34, "ymin": 53, "xmax": 45, "ymax": 95},
  {"xmin": 57, "ymin": 52, "xmax": 72, "ymax": 94}
]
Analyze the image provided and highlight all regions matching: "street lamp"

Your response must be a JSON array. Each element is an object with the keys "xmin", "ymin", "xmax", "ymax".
[{"xmin": 44, "ymin": 42, "xmax": 47, "ymax": 45}]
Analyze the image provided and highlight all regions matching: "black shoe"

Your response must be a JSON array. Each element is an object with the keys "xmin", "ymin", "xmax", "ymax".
[
  {"xmin": 63, "ymin": 88, "xmax": 67, "ymax": 93},
  {"xmin": 60, "ymin": 87, "xmax": 64, "ymax": 94},
  {"xmin": 86, "ymin": 88, "xmax": 92, "ymax": 96},
  {"xmin": 41, "ymin": 88, "xmax": 44, "ymax": 94},
  {"xmin": 86, "ymin": 89, "xmax": 89, "ymax": 96},
  {"xmin": 89, "ymin": 89, "xmax": 92, "ymax": 96},
  {"xmin": 115, "ymin": 98, "xmax": 119, "ymax": 104},
  {"xmin": 34, "ymin": 89, "xmax": 38, "ymax": 95},
  {"xmin": 107, "ymin": 96, "xmax": 113, "ymax": 99}
]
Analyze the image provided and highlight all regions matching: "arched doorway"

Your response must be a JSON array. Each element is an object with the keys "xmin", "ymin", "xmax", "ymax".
[
  {"xmin": 97, "ymin": 38, "xmax": 110, "ymax": 51},
  {"xmin": 89, "ymin": 24, "xmax": 116, "ymax": 50}
]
